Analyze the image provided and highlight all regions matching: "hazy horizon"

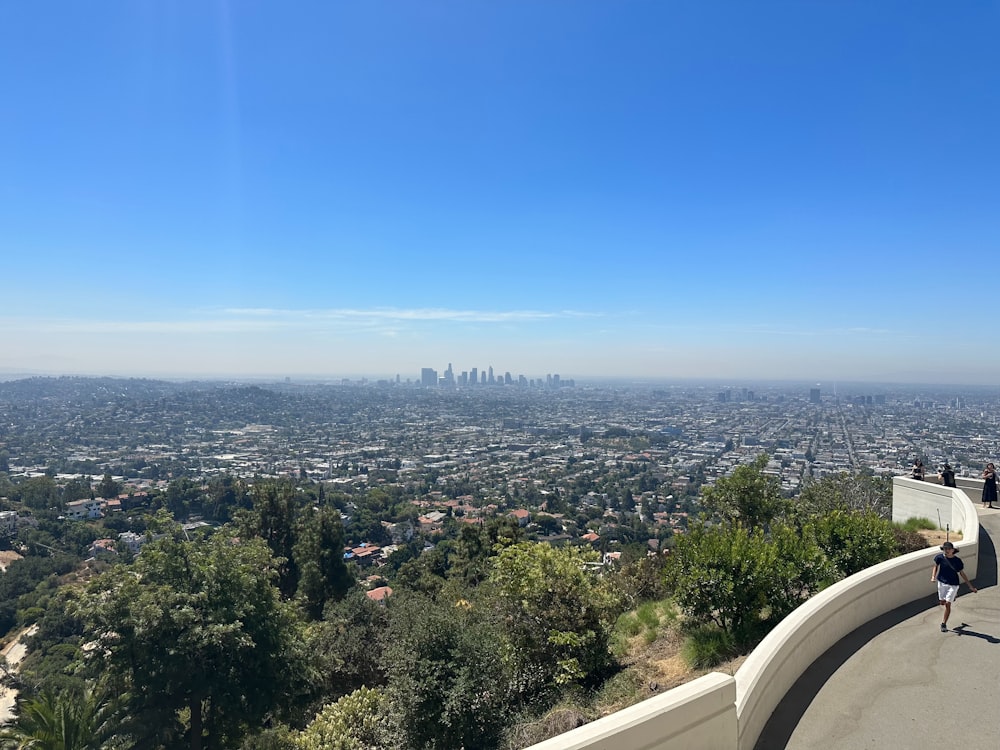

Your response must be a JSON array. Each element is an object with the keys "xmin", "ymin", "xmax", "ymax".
[{"xmin": 3, "ymin": 3, "xmax": 998, "ymax": 385}]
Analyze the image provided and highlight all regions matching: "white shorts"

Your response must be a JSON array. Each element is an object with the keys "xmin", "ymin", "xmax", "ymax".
[{"xmin": 937, "ymin": 582, "xmax": 959, "ymax": 603}]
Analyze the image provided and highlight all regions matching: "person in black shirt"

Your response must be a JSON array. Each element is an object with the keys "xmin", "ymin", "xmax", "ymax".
[
  {"xmin": 931, "ymin": 541, "xmax": 976, "ymax": 632},
  {"xmin": 939, "ymin": 463, "xmax": 956, "ymax": 488}
]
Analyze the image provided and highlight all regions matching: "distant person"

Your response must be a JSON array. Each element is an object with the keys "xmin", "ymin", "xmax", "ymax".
[
  {"xmin": 931, "ymin": 541, "xmax": 976, "ymax": 632},
  {"xmin": 911, "ymin": 459, "xmax": 925, "ymax": 481},
  {"xmin": 939, "ymin": 463, "xmax": 956, "ymax": 488},
  {"xmin": 982, "ymin": 462, "xmax": 997, "ymax": 509}
]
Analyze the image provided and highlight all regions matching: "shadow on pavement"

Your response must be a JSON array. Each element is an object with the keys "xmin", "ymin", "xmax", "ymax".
[
  {"xmin": 952, "ymin": 623, "xmax": 1000, "ymax": 643},
  {"xmin": 754, "ymin": 524, "xmax": 998, "ymax": 750}
]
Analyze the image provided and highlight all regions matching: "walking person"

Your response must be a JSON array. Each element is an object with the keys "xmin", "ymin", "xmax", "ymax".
[
  {"xmin": 931, "ymin": 541, "xmax": 976, "ymax": 632},
  {"xmin": 982, "ymin": 462, "xmax": 997, "ymax": 508}
]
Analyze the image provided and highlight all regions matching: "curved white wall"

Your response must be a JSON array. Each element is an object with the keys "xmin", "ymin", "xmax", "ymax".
[{"xmin": 524, "ymin": 479, "xmax": 981, "ymax": 750}]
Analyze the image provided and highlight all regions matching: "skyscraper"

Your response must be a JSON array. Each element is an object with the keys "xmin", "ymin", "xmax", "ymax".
[
  {"xmin": 810, "ymin": 388, "xmax": 821, "ymax": 404},
  {"xmin": 421, "ymin": 368, "xmax": 438, "ymax": 387}
]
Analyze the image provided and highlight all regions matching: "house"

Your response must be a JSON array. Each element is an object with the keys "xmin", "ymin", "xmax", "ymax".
[
  {"xmin": 88, "ymin": 538, "xmax": 118, "ymax": 558},
  {"xmin": 65, "ymin": 498, "xmax": 103, "ymax": 521},
  {"xmin": 345, "ymin": 543, "xmax": 383, "ymax": 568},
  {"xmin": 118, "ymin": 531, "xmax": 146, "ymax": 554},
  {"xmin": 0, "ymin": 511, "xmax": 18, "ymax": 535},
  {"xmin": 382, "ymin": 520, "xmax": 414, "ymax": 543},
  {"xmin": 417, "ymin": 511, "xmax": 446, "ymax": 532},
  {"xmin": 366, "ymin": 585, "xmax": 393, "ymax": 604},
  {"xmin": 510, "ymin": 509, "xmax": 530, "ymax": 527}
]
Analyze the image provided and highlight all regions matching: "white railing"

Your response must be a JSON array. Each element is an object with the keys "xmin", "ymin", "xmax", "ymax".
[{"xmin": 525, "ymin": 478, "xmax": 981, "ymax": 750}]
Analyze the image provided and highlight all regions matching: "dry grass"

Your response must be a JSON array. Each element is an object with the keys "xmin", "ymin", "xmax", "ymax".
[
  {"xmin": 0, "ymin": 550, "xmax": 22, "ymax": 572},
  {"xmin": 918, "ymin": 529, "xmax": 961, "ymax": 546},
  {"xmin": 616, "ymin": 626, "xmax": 746, "ymax": 701}
]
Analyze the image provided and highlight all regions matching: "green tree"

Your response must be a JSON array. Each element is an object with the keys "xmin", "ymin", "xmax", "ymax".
[
  {"xmin": 294, "ymin": 506, "xmax": 353, "ymax": 620},
  {"xmin": 487, "ymin": 542, "xmax": 619, "ymax": 693},
  {"xmin": 236, "ymin": 481, "xmax": 300, "ymax": 599},
  {"xmin": 310, "ymin": 590, "xmax": 389, "ymax": 702},
  {"xmin": 16, "ymin": 477, "xmax": 60, "ymax": 511},
  {"xmin": 700, "ymin": 454, "xmax": 788, "ymax": 528},
  {"xmin": 295, "ymin": 687, "xmax": 391, "ymax": 750},
  {"xmin": 60, "ymin": 478, "xmax": 92, "ymax": 506},
  {"xmin": 163, "ymin": 478, "xmax": 202, "ymax": 520},
  {"xmin": 810, "ymin": 510, "xmax": 896, "ymax": 577},
  {"xmin": 797, "ymin": 472, "xmax": 892, "ymax": 519},
  {"xmin": 383, "ymin": 593, "xmax": 509, "ymax": 750},
  {"xmin": 204, "ymin": 475, "xmax": 247, "ymax": 523},
  {"xmin": 668, "ymin": 522, "xmax": 829, "ymax": 644},
  {"xmin": 97, "ymin": 474, "xmax": 120, "ymax": 501},
  {"xmin": 0, "ymin": 687, "xmax": 120, "ymax": 750},
  {"xmin": 75, "ymin": 531, "xmax": 310, "ymax": 750}
]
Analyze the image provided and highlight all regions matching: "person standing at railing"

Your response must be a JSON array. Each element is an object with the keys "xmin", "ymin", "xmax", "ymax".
[
  {"xmin": 939, "ymin": 463, "xmax": 956, "ymax": 487},
  {"xmin": 911, "ymin": 459, "xmax": 925, "ymax": 481},
  {"xmin": 982, "ymin": 462, "xmax": 997, "ymax": 508},
  {"xmin": 931, "ymin": 541, "xmax": 977, "ymax": 632}
]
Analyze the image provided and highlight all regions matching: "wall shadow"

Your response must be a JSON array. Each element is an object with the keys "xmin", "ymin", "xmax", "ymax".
[
  {"xmin": 752, "ymin": 592, "xmax": 938, "ymax": 750},
  {"xmin": 754, "ymin": 524, "xmax": 997, "ymax": 750}
]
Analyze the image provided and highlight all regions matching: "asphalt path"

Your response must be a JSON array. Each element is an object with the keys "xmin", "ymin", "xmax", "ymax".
[{"xmin": 756, "ymin": 506, "xmax": 1000, "ymax": 750}]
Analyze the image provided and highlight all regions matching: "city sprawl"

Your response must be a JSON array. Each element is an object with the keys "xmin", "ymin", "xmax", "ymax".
[{"xmin": 2, "ymin": 376, "xmax": 998, "ymax": 550}]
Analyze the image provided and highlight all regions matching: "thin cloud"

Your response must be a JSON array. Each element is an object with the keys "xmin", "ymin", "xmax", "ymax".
[
  {"xmin": 222, "ymin": 307, "xmax": 605, "ymax": 323},
  {"xmin": 2, "ymin": 307, "xmax": 606, "ymax": 336}
]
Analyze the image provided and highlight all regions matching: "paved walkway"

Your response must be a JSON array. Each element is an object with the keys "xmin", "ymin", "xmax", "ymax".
[{"xmin": 756, "ymin": 506, "xmax": 1000, "ymax": 750}]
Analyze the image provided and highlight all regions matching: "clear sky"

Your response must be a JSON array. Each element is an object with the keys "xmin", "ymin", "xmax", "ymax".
[{"xmin": 2, "ymin": 2, "xmax": 998, "ymax": 384}]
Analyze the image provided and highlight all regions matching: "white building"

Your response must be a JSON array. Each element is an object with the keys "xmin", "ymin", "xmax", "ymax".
[{"xmin": 65, "ymin": 498, "xmax": 102, "ymax": 520}]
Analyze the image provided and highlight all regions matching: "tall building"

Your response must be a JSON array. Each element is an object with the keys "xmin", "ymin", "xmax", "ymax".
[
  {"xmin": 421, "ymin": 368, "xmax": 438, "ymax": 387},
  {"xmin": 810, "ymin": 388, "xmax": 821, "ymax": 404},
  {"xmin": 470, "ymin": 367, "xmax": 477, "ymax": 386},
  {"xmin": 488, "ymin": 366, "xmax": 495, "ymax": 385}
]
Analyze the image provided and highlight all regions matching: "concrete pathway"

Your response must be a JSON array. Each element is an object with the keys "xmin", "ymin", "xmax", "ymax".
[{"xmin": 756, "ymin": 507, "xmax": 1000, "ymax": 750}]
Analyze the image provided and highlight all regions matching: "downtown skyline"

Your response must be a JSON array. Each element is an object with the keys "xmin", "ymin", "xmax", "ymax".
[{"xmin": 2, "ymin": 3, "xmax": 998, "ymax": 385}]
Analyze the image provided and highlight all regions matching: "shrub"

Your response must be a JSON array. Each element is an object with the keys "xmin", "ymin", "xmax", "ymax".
[
  {"xmin": 811, "ymin": 510, "xmax": 896, "ymax": 578},
  {"xmin": 681, "ymin": 625, "xmax": 737, "ymax": 669},
  {"xmin": 295, "ymin": 687, "xmax": 390, "ymax": 750},
  {"xmin": 636, "ymin": 602, "xmax": 660, "ymax": 630},
  {"xmin": 899, "ymin": 516, "xmax": 936, "ymax": 532},
  {"xmin": 615, "ymin": 612, "xmax": 642, "ymax": 638},
  {"xmin": 893, "ymin": 526, "xmax": 930, "ymax": 554}
]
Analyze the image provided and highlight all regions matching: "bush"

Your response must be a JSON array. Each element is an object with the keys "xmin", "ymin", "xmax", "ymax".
[
  {"xmin": 681, "ymin": 625, "xmax": 737, "ymax": 669},
  {"xmin": 295, "ymin": 687, "xmax": 391, "ymax": 750},
  {"xmin": 667, "ymin": 522, "xmax": 828, "ymax": 644},
  {"xmin": 614, "ymin": 612, "xmax": 642, "ymax": 638},
  {"xmin": 636, "ymin": 602, "xmax": 660, "ymax": 630},
  {"xmin": 899, "ymin": 516, "xmax": 936, "ymax": 532},
  {"xmin": 893, "ymin": 526, "xmax": 930, "ymax": 554},
  {"xmin": 502, "ymin": 705, "xmax": 590, "ymax": 750},
  {"xmin": 811, "ymin": 510, "xmax": 896, "ymax": 578}
]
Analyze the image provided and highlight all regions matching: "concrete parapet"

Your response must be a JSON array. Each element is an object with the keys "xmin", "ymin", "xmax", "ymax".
[
  {"xmin": 524, "ymin": 672, "xmax": 737, "ymax": 750},
  {"xmin": 526, "ymin": 479, "xmax": 981, "ymax": 750}
]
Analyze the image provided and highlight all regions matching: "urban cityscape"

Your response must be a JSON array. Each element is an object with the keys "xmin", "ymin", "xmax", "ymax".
[
  {"xmin": 0, "ymin": 372, "xmax": 998, "ymax": 747},
  {"xmin": 3, "ymin": 374, "xmax": 997, "ymax": 526}
]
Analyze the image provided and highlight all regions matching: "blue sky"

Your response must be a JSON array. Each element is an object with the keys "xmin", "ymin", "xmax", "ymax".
[{"xmin": 2, "ymin": 2, "xmax": 998, "ymax": 383}]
